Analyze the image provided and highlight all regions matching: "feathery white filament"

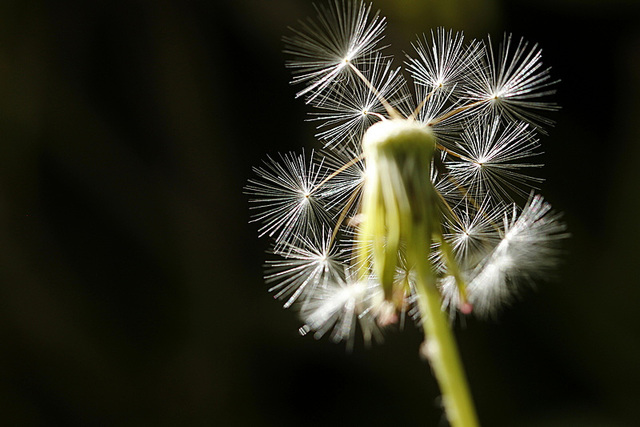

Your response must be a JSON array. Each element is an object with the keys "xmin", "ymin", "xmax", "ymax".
[
  {"xmin": 406, "ymin": 28, "xmax": 483, "ymax": 94},
  {"xmin": 463, "ymin": 34, "xmax": 559, "ymax": 128},
  {"xmin": 446, "ymin": 116, "xmax": 543, "ymax": 199},
  {"xmin": 246, "ymin": 151, "xmax": 332, "ymax": 249},
  {"xmin": 443, "ymin": 199, "xmax": 504, "ymax": 264},
  {"xmin": 284, "ymin": 0, "xmax": 387, "ymax": 101},
  {"xmin": 299, "ymin": 275, "xmax": 383, "ymax": 347},
  {"xmin": 442, "ymin": 195, "xmax": 567, "ymax": 316},
  {"xmin": 266, "ymin": 231, "xmax": 344, "ymax": 308},
  {"xmin": 316, "ymin": 147, "xmax": 366, "ymax": 216},
  {"xmin": 310, "ymin": 55, "xmax": 408, "ymax": 147}
]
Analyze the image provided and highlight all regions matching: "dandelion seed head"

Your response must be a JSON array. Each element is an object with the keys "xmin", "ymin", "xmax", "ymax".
[{"xmin": 250, "ymin": 1, "xmax": 566, "ymax": 345}]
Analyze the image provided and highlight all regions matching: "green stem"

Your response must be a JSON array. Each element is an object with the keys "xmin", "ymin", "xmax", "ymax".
[{"xmin": 415, "ymin": 264, "xmax": 479, "ymax": 427}]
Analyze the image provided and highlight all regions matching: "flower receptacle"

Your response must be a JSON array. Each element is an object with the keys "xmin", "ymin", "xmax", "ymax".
[{"xmin": 358, "ymin": 119, "xmax": 440, "ymax": 302}]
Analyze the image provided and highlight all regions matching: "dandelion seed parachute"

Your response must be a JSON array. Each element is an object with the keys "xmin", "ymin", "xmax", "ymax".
[
  {"xmin": 265, "ymin": 231, "xmax": 344, "ymax": 308},
  {"xmin": 283, "ymin": 0, "xmax": 387, "ymax": 101},
  {"xmin": 441, "ymin": 195, "xmax": 567, "ymax": 316},
  {"xmin": 445, "ymin": 115, "xmax": 543, "ymax": 201},
  {"xmin": 246, "ymin": 150, "xmax": 332, "ymax": 249},
  {"xmin": 406, "ymin": 28, "xmax": 483, "ymax": 95},
  {"xmin": 442, "ymin": 198, "xmax": 504, "ymax": 265},
  {"xmin": 463, "ymin": 34, "xmax": 559, "ymax": 129},
  {"xmin": 413, "ymin": 84, "xmax": 464, "ymax": 142},
  {"xmin": 298, "ymin": 274, "xmax": 384, "ymax": 348},
  {"xmin": 309, "ymin": 54, "xmax": 409, "ymax": 148}
]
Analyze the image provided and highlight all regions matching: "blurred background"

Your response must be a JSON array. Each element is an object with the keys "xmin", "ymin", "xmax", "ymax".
[{"xmin": 1, "ymin": 0, "xmax": 639, "ymax": 425}]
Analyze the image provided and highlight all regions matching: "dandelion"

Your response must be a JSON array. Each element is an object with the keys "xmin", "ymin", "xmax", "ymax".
[{"xmin": 247, "ymin": 2, "xmax": 566, "ymax": 426}]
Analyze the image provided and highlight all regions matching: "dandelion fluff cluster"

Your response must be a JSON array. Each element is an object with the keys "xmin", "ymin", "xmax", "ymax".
[{"xmin": 247, "ymin": 1, "xmax": 566, "ymax": 345}]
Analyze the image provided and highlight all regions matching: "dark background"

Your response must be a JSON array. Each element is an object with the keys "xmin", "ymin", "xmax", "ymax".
[{"xmin": 1, "ymin": 0, "xmax": 639, "ymax": 425}]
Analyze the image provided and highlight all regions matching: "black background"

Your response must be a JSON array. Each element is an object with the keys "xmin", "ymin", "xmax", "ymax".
[{"xmin": 1, "ymin": 0, "xmax": 639, "ymax": 425}]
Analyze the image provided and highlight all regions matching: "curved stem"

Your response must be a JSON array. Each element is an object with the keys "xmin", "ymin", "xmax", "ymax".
[{"xmin": 415, "ymin": 261, "xmax": 479, "ymax": 427}]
